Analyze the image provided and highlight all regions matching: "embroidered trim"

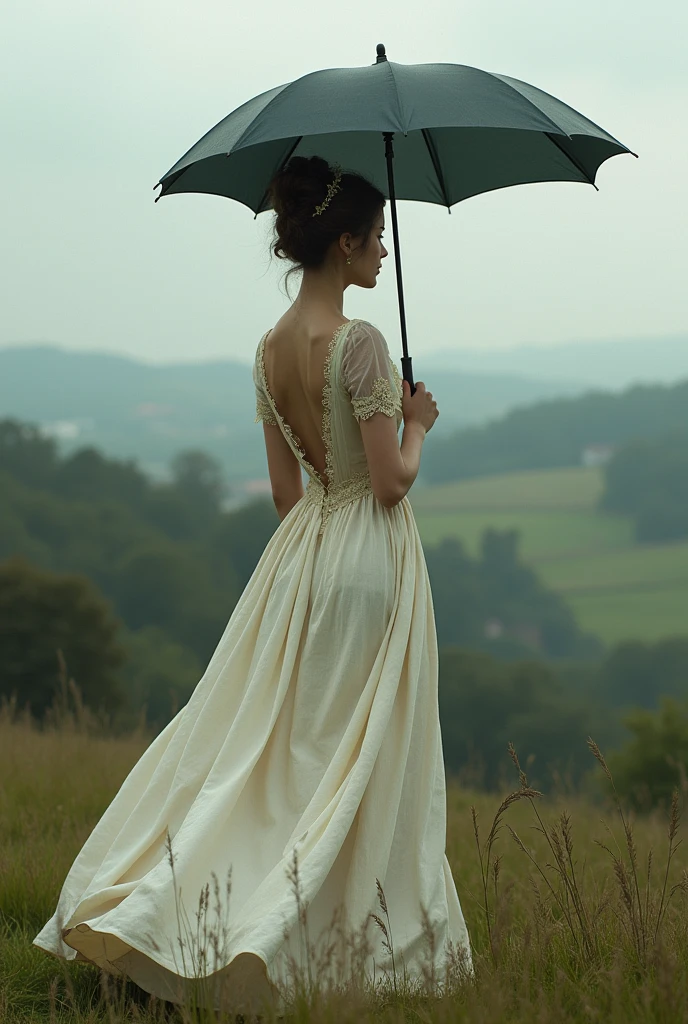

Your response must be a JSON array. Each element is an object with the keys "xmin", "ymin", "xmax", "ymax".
[
  {"xmin": 351, "ymin": 373, "xmax": 403, "ymax": 421},
  {"xmin": 255, "ymin": 390, "xmax": 277, "ymax": 425},
  {"xmin": 304, "ymin": 472, "xmax": 373, "ymax": 535},
  {"xmin": 258, "ymin": 331, "xmax": 321, "ymax": 481},
  {"xmin": 258, "ymin": 322, "xmax": 358, "ymax": 486},
  {"xmin": 258, "ymin": 319, "xmax": 379, "ymax": 534},
  {"xmin": 322, "ymin": 320, "xmax": 359, "ymax": 487}
]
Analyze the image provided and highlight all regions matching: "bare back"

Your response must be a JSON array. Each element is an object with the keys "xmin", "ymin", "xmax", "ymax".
[{"xmin": 261, "ymin": 311, "xmax": 350, "ymax": 486}]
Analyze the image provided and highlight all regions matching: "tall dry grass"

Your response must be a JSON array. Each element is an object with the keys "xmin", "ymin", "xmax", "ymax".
[{"xmin": 1, "ymin": 662, "xmax": 687, "ymax": 1022}]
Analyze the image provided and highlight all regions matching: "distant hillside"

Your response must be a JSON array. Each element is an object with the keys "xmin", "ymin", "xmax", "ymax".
[
  {"xmin": 410, "ymin": 466, "xmax": 688, "ymax": 647},
  {"xmin": 0, "ymin": 345, "xmax": 261, "ymax": 481},
  {"xmin": 423, "ymin": 333, "xmax": 688, "ymax": 390},
  {"xmin": 420, "ymin": 378, "xmax": 688, "ymax": 486},
  {"xmin": 0, "ymin": 344, "xmax": 590, "ymax": 485}
]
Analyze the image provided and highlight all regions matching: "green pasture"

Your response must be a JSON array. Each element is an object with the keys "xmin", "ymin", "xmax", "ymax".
[
  {"xmin": 411, "ymin": 466, "xmax": 688, "ymax": 646},
  {"xmin": 2, "ymin": 715, "xmax": 687, "ymax": 1022},
  {"xmin": 412, "ymin": 466, "xmax": 606, "ymax": 512}
]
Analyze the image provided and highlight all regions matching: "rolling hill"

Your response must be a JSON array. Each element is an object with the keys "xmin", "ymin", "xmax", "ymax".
[
  {"xmin": 0, "ymin": 343, "xmax": 590, "ymax": 485},
  {"xmin": 410, "ymin": 466, "xmax": 688, "ymax": 647},
  {"xmin": 422, "ymin": 333, "xmax": 688, "ymax": 389}
]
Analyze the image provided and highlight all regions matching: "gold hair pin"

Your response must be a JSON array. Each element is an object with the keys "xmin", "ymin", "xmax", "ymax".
[{"xmin": 312, "ymin": 166, "xmax": 343, "ymax": 216}]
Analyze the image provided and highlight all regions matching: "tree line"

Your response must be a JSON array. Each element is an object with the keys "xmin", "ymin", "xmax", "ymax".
[
  {"xmin": 0, "ymin": 416, "xmax": 599, "ymax": 714},
  {"xmin": 438, "ymin": 638, "xmax": 688, "ymax": 803},
  {"xmin": 599, "ymin": 427, "xmax": 688, "ymax": 542},
  {"xmin": 3, "ymin": 552, "xmax": 685, "ymax": 805},
  {"xmin": 420, "ymin": 378, "xmax": 688, "ymax": 485},
  {"xmin": 2, "ymin": 416, "xmax": 687, "ymax": 804}
]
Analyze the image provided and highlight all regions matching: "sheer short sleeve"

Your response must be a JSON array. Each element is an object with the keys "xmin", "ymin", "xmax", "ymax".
[
  {"xmin": 253, "ymin": 343, "xmax": 277, "ymax": 425},
  {"xmin": 340, "ymin": 321, "xmax": 403, "ymax": 421}
]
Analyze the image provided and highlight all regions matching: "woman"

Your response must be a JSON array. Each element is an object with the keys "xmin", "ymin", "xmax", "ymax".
[{"xmin": 34, "ymin": 155, "xmax": 472, "ymax": 1015}]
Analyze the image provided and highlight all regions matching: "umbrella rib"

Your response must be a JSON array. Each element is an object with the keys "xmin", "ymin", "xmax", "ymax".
[
  {"xmin": 421, "ymin": 129, "xmax": 452, "ymax": 213},
  {"xmin": 545, "ymin": 132, "xmax": 599, "ymax": 191},
  {"xmin": 383, "ymin": 60, "xmax": 406, "ymax": 130},
  {"xmin": 253, "ymin": 137, "xmax": 304, "ymax": 218}
]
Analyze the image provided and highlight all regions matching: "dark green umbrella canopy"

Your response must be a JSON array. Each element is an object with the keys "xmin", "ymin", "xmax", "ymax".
[
  {"xmin": 155, "ymin": 52, "xmax": 636, "ymax": 213},
  {"xmin": 155, "ymin": 45, "xmax": 636, "ymax": 387}
]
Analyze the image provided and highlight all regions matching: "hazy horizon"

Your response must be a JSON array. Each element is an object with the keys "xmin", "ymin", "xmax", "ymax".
[
  {"xmin": 4, "ymin": 330, "xmax": 686, "ymax": 374},
  {"xmin": 3, "ymin": 0, "xmax": 686, "ymax": 367}
]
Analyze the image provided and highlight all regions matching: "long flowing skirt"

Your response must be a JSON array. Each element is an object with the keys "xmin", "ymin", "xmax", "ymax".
[{"xmin": 34, "ymin": 491, "xmax": 471, "ymax": 1008}]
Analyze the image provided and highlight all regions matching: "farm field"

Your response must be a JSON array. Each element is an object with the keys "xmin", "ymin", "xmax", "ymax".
[{"xmin": 410, "ymin": 466, "xmax": 688, "ymax": 646}]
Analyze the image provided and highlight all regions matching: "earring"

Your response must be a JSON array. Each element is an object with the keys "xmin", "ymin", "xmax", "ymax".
[{"xmin": 346, "ymin": 255, "xmax": 352, "ymax": 265}]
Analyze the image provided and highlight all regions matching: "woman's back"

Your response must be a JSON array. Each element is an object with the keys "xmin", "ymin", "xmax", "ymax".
[
  {"xmin": 254, "ymin": 317, "xmax": 404, "ymax": 505},
  {"xmin": 261, "ymin": 311, "xmax": 352, "ymax": 486}
]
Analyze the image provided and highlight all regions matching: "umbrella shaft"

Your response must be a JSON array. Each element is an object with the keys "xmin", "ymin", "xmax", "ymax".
[{"xmin": 383, "ymin": 133, "xmax": 415, "ymax": 395}]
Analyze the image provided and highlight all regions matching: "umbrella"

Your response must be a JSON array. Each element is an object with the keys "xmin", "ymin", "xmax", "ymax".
[{"xmin": 155, "ymin": 43, "xmax": 637, "ymax": 391}]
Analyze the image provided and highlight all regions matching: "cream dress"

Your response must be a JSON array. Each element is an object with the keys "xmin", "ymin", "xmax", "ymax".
[{"xmin": 34, "ymin": 318, "xmax": 472, "ymax": 1010}]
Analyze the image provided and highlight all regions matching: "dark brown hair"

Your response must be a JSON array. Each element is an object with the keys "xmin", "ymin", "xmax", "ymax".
[{"xmin": 267, "ymin": 155, "xmax": 385, "ymax": 295}]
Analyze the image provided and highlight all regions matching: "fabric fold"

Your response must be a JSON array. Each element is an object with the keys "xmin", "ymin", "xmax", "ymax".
[{"xmin": 34, "ymin": 320, "xmax": 471, "ymax": 1005}]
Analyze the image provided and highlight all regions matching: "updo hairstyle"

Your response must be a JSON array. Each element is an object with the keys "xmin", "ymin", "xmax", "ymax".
[{"xmin": 268, "ymin": 155, "xmax": 386, "ymax": 295}]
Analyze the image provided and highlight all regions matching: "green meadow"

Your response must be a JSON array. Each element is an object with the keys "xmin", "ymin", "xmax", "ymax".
[
  {"xmin": 410, "ymin": 466, "xmax": 688, "ymax": 646},
  {"xmin": 2, "ymin": 712, "xmax": 687, "ymax": 1022}
]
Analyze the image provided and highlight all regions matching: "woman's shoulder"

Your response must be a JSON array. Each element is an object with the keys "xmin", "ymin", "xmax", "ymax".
[
  {"xmin": 340, "ymin": 320, "xmax": 395, "ymax": 387},
  {"xmin": 348, "ymin": 317, "xmax": 383, "ymax": 333},
  {"xmin": 345, "ymin": 318, "xmax": 388, "ymax": 349}
]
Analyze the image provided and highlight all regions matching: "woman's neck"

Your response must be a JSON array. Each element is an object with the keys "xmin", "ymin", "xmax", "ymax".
[{"xmin": 292, "ymin": 265, "xmax": 347, "ymax": 320}]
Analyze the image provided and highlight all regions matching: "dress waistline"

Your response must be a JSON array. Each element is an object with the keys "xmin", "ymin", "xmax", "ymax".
[{"xmin": 304, "ymin": 472, "xmax": 374, "ymax": 535}]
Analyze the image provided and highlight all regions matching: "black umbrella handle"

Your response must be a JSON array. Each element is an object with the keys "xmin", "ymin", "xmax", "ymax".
[
  {"xmin": 381, "ymin": 126, "xmax": 415, "ymax": 398},
  {"xmin": 401, "ymin": 356, "xmax": 416, "ymax": 396}
]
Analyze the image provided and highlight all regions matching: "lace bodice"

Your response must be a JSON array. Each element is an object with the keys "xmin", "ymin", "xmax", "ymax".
[{"xmin": 253, "ymin": 319, "xmax": 403, "ymax": 532}]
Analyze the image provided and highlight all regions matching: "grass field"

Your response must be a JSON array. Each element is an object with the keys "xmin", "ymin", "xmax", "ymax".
[
  {"xmin": 410, "ymin": 466, "xmax": 688, "ymax": 646},
  {"xmin": 1, "ymin": 713, "xmax": 687, "ymax": 1022}
]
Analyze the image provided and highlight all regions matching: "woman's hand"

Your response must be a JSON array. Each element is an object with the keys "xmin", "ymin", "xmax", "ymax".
[{"xmin": 401, "ymin": 379, "xmax": 439, "ymax": 435}]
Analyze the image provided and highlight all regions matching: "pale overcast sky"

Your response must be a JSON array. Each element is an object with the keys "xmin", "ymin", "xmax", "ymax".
[{"xmin": 2, "ymin": 0, "xmax": 686, "ymax": 365}]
